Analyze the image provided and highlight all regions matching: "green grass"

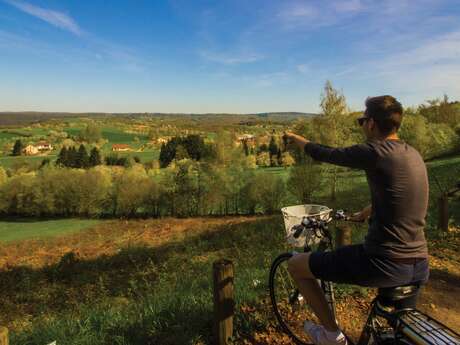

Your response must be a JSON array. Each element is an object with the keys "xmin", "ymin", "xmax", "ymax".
[
  {"xmin": 0, "ymin": 219, "xmax": 101, "ymax": 242},
  {"xmin": 0, "ymin": 154, "xmax": 57, "ymax": 168},
  {"xmin": 115, "ymin": 150, "xmax": 159, "ymax": 162},
  {"xmin": 65, "ymin": 127, "xmax": 149, "ymax": 145}
]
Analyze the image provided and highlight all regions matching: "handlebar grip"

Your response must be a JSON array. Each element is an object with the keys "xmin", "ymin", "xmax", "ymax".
[{"xmin": 292, "ymin": 225, "xmax": 304, "ymax": 238}]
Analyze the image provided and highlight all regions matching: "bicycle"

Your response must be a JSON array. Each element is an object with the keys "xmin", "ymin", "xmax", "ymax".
[{"xmin": 269, "ymin": 204, "xmax": 460, "ymax": 345}]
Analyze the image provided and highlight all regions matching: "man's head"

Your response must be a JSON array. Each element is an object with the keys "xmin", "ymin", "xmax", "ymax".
[{"xmin": 358, "ymin": 95, "xmax": 403, "ymax": 140}]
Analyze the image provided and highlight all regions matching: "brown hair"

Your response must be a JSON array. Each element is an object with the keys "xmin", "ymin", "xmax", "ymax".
[{"xmin": 365, "ymin": 95, "xmax": 403, "ymax": 135}]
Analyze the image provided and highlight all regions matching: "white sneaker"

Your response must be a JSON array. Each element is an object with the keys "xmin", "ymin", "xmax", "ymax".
[{"xmin": 303, "ymin": 321, "xmax": 347, "ymax": 345}]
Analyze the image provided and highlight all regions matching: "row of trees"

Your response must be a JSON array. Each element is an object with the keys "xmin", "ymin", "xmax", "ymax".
[
  {"xmin": 159, "ymin": 134, "xmax": 215, "ymax": 168},
  {"xmin": 56, "ymin": 145, "xmax": 102, "ymax": 168},
  {"xmin": 0, "ymin": 159, "xmax": 328, "ymax": 217}
]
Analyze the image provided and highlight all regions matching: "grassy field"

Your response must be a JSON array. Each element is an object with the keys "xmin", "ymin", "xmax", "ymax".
[
  {"xmin": 0, "ymin": 155, "xmax": 458, "ymax": 344},
  {"xmin": 0, "ymin": 219, "xmax": 102, "ymax": 242}
]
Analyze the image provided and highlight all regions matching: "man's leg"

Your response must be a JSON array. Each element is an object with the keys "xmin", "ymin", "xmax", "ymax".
[{"xmin": 287, "ymin": 253, "xmax": 338, "ymax": 332}]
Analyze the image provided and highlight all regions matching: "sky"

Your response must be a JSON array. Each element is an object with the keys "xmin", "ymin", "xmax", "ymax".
[{"xmin": 0, "ymin": 0, "xmax": 459, "ymax": 113}]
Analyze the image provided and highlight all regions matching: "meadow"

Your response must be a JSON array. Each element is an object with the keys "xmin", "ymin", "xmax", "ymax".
[
  {"xmin": 0, "ymin": 154, "xmax": 458, "ymax": 345},
  {"xmin": 0, "ymin": 219, "xmax": 101, "ymax": 243}
]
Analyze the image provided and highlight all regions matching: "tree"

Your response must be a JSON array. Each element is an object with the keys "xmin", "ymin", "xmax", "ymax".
[
  {"xmin": 114, "ymin": 166, "xmax": 150, "ymax": 217},
  {"xmin": 12, "ymin": 140, "xmax": 22, "ymax": 156},
  {"xmin": 76, "ymin": 144, "xmax": 89, "ymax": 168},
  {"xmin": 175, "ymin": 144, "xmax": 189, "ymax": 161},
  {"xmin": 56, "ymin": 147, "xmax": 69, "ymax": 167},
  {"xmin": 287, "ymin": 159, "xmax": 324, "ymax": 204},
  {"xmin": 159, "ymin": 140, "xmax": 178, "ymax": 168},
  {"xmin": 242, "ymin": 141, "xmax": 250, "ymax": 156},
  {"xmin": 89, "ymin": 147, "xmax": 102, "ymax": 167},
  {"xmin": 276, "ymin": 148, "xmax": 282, "ymax": 166},
  {"xmin": 258, "ymin": 143, "xmax": 268, "ymax": 152},
  {"xmin": 68, "ymin": 146, "xmax": 78, "ymax": 168},
  {"xmin": 318, "ymin": 80, "xmax": 350, "ymax": 201},
  {"xmin": 80, "ymin": 123, "xmax": 102, "ymax": 143},
  {"xmin": 268, "ymin": 136, "xmax": 279, "ymax": 166},
  {"xmin": 253, "ymin": 173, "xmax": 286, "ymax": 214},
  {"xmin": 281, "ymin": 152, "xmax": 295, "ymax": 167},
  {"xmin": 256, "ymin": 152, "xmax": 271, "ymax": 167}
]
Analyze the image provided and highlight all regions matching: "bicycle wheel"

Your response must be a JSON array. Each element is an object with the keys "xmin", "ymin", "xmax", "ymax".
[{"xmin": 269, "ymin": 252, "xmax": 319, "ymax": 345}]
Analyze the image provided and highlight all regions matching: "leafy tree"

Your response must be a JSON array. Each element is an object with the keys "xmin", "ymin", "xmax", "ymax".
[
  {"xmin": 276, "ymin": 148, "xmax": 282, "ymax": 166},
  {"xmin": 318, "ymin": 80, "xmax": 350, "ymax": 200},
  {"xmin": 159, "ymin": 135, "xmax": 212, "ymax": 167},
  {"xmin": 76, "ymin": 144, "xmax": 89, "ymax": 168},
  {"xmin": 159, "ymin": 140, "xmax": 177, "ymax": 168},
  {"xmin": 175, "ymin": 144, "xmax": 189, "ymax": 161},
  {"xmin": 80, "ymin": 123, "xmax": 102, "ymax": 143},
  {"xmin": 183, "ymin": 134, "xmax": 206, "ymax": 160},
  {"xmin": 242, "ymin": 141, "xmax": 250, "ymax": 156},
  {"xmin": 281, "ymin": 152, "xmax": 295, "ymax": 167},
  {"xmin": 68, "ymin": 146, "xmax": 78, "ymax": 168},
  {"xmin": 89, "ymin": 147, "xmax": 102, "ymax": 167},
  {"xmin": 256, "ymin": 152, "xmax": 270, "ymax": 167},
  {"xmin": 287, "ymin": 158, "xmax": 324, "ymax": 204},
  {"xmin": 253, "ymin": 173, "xmax": 286, "ymax": 214},
  {"xmin": 12, "ymin": 140, "xmax": 22, "ymax": 156},
  {"xmin": 269, "ymin": 136, "xmax": 278, "ymax": 157},
  {"xmin": 258, "ymin": 143, "xmax": 268, "ymax": 152},
  {"xmin": 56, "ymin": 147, "xmax": 69, "ymax": 167},
  {"xmin": 114, "ymin": 166, "xmax": 150, "ymax": 216}
]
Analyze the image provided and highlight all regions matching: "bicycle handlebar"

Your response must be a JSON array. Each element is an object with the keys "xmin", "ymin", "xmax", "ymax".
[{"xmin": 291, "ymin": 209, "xmax": 363, "ymax": 239}]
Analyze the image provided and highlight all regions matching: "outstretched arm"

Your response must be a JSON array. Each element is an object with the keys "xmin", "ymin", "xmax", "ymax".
[{"xmin": 284, "ymin": 132, "xmax": 376, "ymax": 169}]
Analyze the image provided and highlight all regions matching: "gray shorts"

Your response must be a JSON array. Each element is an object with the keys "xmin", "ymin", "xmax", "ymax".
[{"xmin": 309, "ymin": 244, "xmax": 429, "ymax": 288}]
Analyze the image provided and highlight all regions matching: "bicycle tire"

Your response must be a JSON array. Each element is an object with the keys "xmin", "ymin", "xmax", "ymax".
[{"xmin": 269, "ymin": 252, "xmax": 319, "ymax": 345}]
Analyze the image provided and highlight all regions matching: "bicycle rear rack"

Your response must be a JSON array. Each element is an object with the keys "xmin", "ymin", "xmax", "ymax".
[{"xmin": 397, "ymin": 310, "xmax": 460, "ymax": 345}]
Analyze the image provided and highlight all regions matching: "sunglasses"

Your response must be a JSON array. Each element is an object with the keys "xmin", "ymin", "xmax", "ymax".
[{"xmin": 357, "ymin": 116, "xmax": 370, "ymax": 126}]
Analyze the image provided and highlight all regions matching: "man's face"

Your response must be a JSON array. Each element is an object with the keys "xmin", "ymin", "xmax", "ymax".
[{"xmin": 358, "ymin": 110, "xmax": 376, "ymax": 140}]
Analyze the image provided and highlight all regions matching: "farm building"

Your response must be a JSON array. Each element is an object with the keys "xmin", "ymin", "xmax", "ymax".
[
  {"xmin": 236, "ymin": 134, "xmax": 256, "ymax": 146},
  {"xmin": 23, "ymin": 145, "xmax": 39, "ymax": 155},
  {"xmin": 112, "ymin": 144, "xmax": 131, "ymax": 152},
  {"xmin": 36, "ymin": 141, "xmax": 53, "ymax": 151}
]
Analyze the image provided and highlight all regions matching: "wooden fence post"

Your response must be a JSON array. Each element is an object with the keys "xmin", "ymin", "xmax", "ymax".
[
  {"xmin": 0, "ymin": 327, "xmax": 8, "ymax": 345},
  {"xmin": 213, "ymin": 259, "xmax": 234, "ymax": 345},
  {"xmin": 438, "ymin": 194, "xmax": 449, "ymax": 232},
  {"xmin": 335, "ymin": 225, "xmax": 352, "ymax": 248}
]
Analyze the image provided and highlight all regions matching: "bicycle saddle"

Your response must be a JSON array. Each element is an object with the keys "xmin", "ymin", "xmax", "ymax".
[
  {"xmin": 376, "ymin": 284, "xmax": 420, "ymax": 311},
  {"xmin": 377, "ymin": 284, "xmax": 420, "ymax": 301}
]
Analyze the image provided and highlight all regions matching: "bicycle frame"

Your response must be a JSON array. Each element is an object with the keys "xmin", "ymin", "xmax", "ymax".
[{"xmin": 274, "ymin": 214, "xmax": 460, "ymax": 345}]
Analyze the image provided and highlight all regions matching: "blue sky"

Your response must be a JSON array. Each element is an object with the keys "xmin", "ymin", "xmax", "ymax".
[{"xmin": 0, "ymin": 0, "xmax": 459, "ymax": 113}]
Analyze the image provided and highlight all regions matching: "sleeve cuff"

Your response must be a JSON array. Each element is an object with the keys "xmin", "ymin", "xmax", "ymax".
[{"xmin": 303, "ymin": 142, "xmax": 314, "ymax": 155}]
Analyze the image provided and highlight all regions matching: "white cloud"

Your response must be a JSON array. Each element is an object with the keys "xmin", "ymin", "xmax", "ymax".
[
  {"xmin": 332, "ymin": 0, "xmax": 364, "ymax": 13},
  {"xmin": 5, "ymin": 0, "xmax": 82, "ymax": 35},
  {"xmin": 200, "ymin": 50, "xmax": 263, "ymax": 65},
  {"xmin": 340, "ymin": 30, "xmax": 460, "ymax": 100},
  {"xmin": 276, "ymin": 2, "xmax": 319, "ymax": 29},
  {"xmin": 297, "ymin": 64, "xmax": 310, "ymax": 74}
]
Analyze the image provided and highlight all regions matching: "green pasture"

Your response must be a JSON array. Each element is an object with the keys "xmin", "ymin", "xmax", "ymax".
[
  {"xmin": 0, "ymin": 219, "xmax": 101, "ymax": 242},
  {"xmin": 0, "ymin": 154, "xmax": 57, "ymax": 168},
  {"xmin": 65, "ymin": 127, "xmax": 149, "ymax": 144},
  {"xmin": 115, "ymin": 150, "xmax": 159, "ymax": 162}
]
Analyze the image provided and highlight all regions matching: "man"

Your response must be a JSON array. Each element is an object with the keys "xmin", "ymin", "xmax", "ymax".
[{"xmin": 284, "ymin": 95, "xmax": 429, "ymax": 345}]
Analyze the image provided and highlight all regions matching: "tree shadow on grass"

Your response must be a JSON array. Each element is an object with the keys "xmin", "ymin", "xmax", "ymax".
[{"xmin": 1, "ymin": 216, "xmax": 282, "ymax": 345}]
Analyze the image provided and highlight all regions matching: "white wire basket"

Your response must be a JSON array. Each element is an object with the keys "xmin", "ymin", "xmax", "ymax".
[{"xmin": 281, "ymin": 204, "xmax": 332, "ymax": 247}]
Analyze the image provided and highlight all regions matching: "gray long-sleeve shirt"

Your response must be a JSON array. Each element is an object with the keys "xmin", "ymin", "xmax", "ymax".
[{"xmin": 304, "ymin": 139, "xmax": 429, "ymax": 259}]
